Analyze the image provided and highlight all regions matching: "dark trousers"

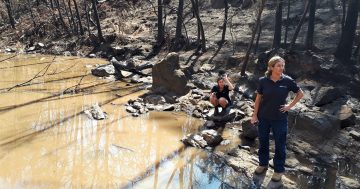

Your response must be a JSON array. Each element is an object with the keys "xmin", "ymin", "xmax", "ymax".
[{"xmin": 258, "ymin": 118, "xmax": 288, "ymax": 173}]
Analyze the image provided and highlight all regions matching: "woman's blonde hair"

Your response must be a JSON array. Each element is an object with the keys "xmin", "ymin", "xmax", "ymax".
[{"xmin": 265, "ymin": 56, "xmax": 285, "ymax": 77}]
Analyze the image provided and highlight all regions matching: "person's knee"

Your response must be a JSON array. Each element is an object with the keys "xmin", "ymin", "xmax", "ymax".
[
  {"xmin": 219, "ymin": 98, "xmax": 228, "ymax": 107},
  {"xmin": 210, "ymin": 96, "xmax": 218, "ymax": 106}
]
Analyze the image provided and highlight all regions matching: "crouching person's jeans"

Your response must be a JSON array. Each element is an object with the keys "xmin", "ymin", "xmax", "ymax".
[{"xmin": 257, "ymin": 118, "xmax": 288, "ymax": 173}]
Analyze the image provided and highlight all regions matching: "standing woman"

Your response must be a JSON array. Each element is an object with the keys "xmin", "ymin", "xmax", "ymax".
[{"xmin": 251, "ymin": 56, "xmax": 304, "ymax": 182}]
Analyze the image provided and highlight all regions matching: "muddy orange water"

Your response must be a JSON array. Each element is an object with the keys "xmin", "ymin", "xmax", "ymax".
[{"xmin": 0, "ymin": 54, "xmax": 246, "ymax": 189}]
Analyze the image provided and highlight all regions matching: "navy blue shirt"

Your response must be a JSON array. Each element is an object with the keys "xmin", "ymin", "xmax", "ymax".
[
  {"xmin": 257, "ymin": 74, "xmax": 300, "ymax": 120},
  {"xmin": 211, "ymin": 85, "xmax": 232, "ymax": 105}
]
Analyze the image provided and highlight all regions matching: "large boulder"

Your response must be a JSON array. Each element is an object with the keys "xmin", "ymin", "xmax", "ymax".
[
  {"xmin": 288, "ymin": 110, "xmax": 340, "ymax": 145},
  {"xmin": 311, "ymin": 86, "xmax": 343, "ymax": 106},
  {"xmin": 321, "ymin": 100, "xmax": 356, "ymax": 128},
  {"xmin": 152, "ymin": 53, "xmax": 190, "ymax": 95}
]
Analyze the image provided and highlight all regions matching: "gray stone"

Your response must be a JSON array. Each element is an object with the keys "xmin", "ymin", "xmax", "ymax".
[
  {"xmin": 298, "ymin": 166, "xmax": 313, "ymax": 175},
  {"xmin": 126, "ymin": 106, "xmax": 138, "ymax": 113},
  {"xmin": 200, "ymin": 129, "xmax": 222, "ymax": 146},
  {"xmin": 181, "ymin": 134, "xmax": 207, "ymax": 148},
  {"xmin": 91, "ymin": 64, "xmax": 115, "ymax": 77},
  {"xmin": 144, "ymin": 95, "xmax": 166, "ymax": 105},
  {"xmin": 163, "ymin": 104, "xmax": 175, "ymax": 111},
  {"xmin": 89, "ymin": 53, "xmax": 96, "ymax": 58},
  {"xmin": 311, "ymin": 86, "xmax": 342, "ymax": 106},
  {"xmin": 88, "ymin": 103, "xmax": 106, "ymax": 120},
  {"xmin": 132, "ymin": 102, "xmax": 143, "ymax": 110},
  {"xmin": 204, "ymin": 120, "xmax": 216, "ymax": 128},
  {"xmin": 339, "ymin": 176, "xmax": 360, "ymax": 189},
  {"xmin": 349, "ymin": 130, "xmax": 360, "ymax": 141},
  {"xmin": 241, "ymin": 117, "xmax": 258, "ymax": 139},
  {"xmin": 285, "ymin": 157, "xmax": 300, "ymax": 168}
]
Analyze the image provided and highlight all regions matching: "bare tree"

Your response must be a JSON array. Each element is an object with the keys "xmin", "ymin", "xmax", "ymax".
[
  {"xmin": 157, "ymin": 0, "xmax": 164, "ymax": 44},
  {"xmin": 220, "ymin": 0, "xmax": 229, "ymax": 44},
  {"xmin": 73, "ymin": 0, "xmax": 84, "ymax": 35},
  {"xmin": 241, "ymin": 0, "xmax": 266, "ymax": 76},
  {"xmin": 341, "ymin": 0, "xmax": 346, "ymax": 30},
  {"xmin": 190, "ymin": 0, "xmax": 206, "ymax": 52},
  {"xmin": 335, "ymin": 0, "xmax": 359, "ymax": 62},
  {"xmin": 289, "ymin": 0, "xmax": 310, "ymax": 50},
  {"xmin": 91, "ymin": 0, "xmax": 104, "ymax": 42},
  {"xmin": 305, "ymin": 0, "xmax": 316, "ymax": 50},
  {"xmin": 284, "ymin": 0, "xmax": 290, "ymax": 46},
  {"xmin": 173, "ymin": 0, "xmax": 184, "ymax": 50},
  {"xmin": 3, "ymin": 0, "xmax": 16, "ymax": 28},
  {"xmin": 67, "ymin": 0, "xmax": 78, "ymax": 34},
  {"xmin": 273, "ymin": 0, "xmax": 283, "ymax": 49}
]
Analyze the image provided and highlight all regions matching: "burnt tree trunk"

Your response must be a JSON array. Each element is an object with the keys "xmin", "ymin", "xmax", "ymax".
[
  {"xmin": 174, "ymin": 0, "xmax": 184, "ymax": 50},
  {"xmin": 73, "ymin": 0, "xmax": 84, "ymax": 35},
  {"xmin": 254, "ymin": 24, "xmax": 262, "ymax": 54},
  {"xmin": 289, "ymin": 0, "xmax": 310, "ymax": 50},
  {"xmin": 273, "ymin": 0, "xmax": 283, "ymax": 49},
  {"xmin": 284, "ymin": 0, "xmax": 290, "ymax": 46},
  {"xmin": 157, "ymin": 0, "xmax": 164, "ymax": 44},
  {"xmin": 4, "ymin": 0, "xmax": 16, "ymax": 28},
  {"xmin": 305, "ymin": 0, "xmax": 316, "ymax": 50},
  {"xmin": 91, "ymin": 0, "xmax": 104, "ymax": 42},
  {"xmin": 240, "ymin": 0, "xmax": 266, "ymax": 76},
  {"xmin": 191, "ymin": 0, "xmax": 206, "ymax": 52},
  {"xmin": 220, "ymin": 0, "xmax": 229, "ymax": 44},
  {"xmin": 335, "ymin": 0, "xmax": 359, "ymax": 62},
  {"xmin": 341, "ymin": 0, "xmax": 346, "ymax": 30}
]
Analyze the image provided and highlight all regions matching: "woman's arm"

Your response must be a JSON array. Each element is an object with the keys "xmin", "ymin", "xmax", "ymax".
[
  {"xmin": 224, "ymin": 75, "xmax": 234, "ymax": 91},
  {"xmin": 251, "ymin": 93, "xmax": 262, "ymax": 124},
  {"xmin": 279, "ymin": 89, "xmax": 304, "ymax": 113}
]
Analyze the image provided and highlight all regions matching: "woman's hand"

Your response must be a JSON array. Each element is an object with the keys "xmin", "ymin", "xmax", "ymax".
[
  {"xmin": 279, "ymin": 104, "xmax": 291, "ymax": 113},
  {"xmin": 251, "ymin": 115, "xmax": 258, "ymax": 125}
]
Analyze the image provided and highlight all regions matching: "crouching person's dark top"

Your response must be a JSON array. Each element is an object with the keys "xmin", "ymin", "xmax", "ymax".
[
  {"xmin": 257, "ymin": 74, "xmax": 300, "ymax": 120},
  {"xmin": 211, "ymin": 85, "xmax": 232, "ymax": 105}
]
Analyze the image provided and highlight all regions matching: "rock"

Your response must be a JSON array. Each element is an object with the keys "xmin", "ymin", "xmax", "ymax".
[
  {"xmin": 5, "ymin": 48, "xmax": 16, "ymax": 53},
  {"xmin": 288, "ymin": 111, "xmax": 340, "ymax": 145},
  {"xmin": 349, "ymin": 130, "xmax": 360, "ymax": 141},
  {"xmin": 144, "ymin": 94, "xmax": 166, "ymax": 105},
  {"xmin": 192, "ymin": 73, "xmax": 216, "ymax": 89},
  {"xmin": 200, "ymin": 129, "xmax": 223, "ymax": 146},
  {"xmin": 88, "ymin": 103, "xmax": 106, "ymax": 120},
  {"xmin": 138, "ymin": 76, "xmax": 152, "ymax": 84},
  {"xmin": 181, "ymin": 134, "xmax": 207, "ymax": 148},
  {"xmin": 130, "ymin": 75, "xmax": 141, "ymax": 83},
  {"xmin": 132, "ymin": 113, "xmax": 139, "ymax": 117},
  {"xmin": 322, "ymin": 101, "xmax": 356, "ymax": 128},
  {"xmin": 91, "ymin": 64, "xmax": 115, "ymax": 77},
  {"xmin": 89, "ymin": 53, "xmax": 96, "ymax": 58},
  {"xmin": 193, "ymin": 109, "xmax": 202, "ymax": 118},
  {"xmin": 229, "ymin": 109, "xmax": 245, "ymax": 121},
  {"xmin": 192, "ymin": 89, "xmax": 204, "ymax": 96},
  {"xmin": 152, "ymin": 52, "xmax": 190, "ymax": 95},
  {"xmin": 36, "ymin": 42, "xmax": 45, "ymax": 48},
  {"xmin": 241, "ymin": 0, "xmax": 254, "ymax": 9},
  {"xmin": 132, "ymin": 102, "xmax": 143, "ymax": 110},
  {"xmin": 27, "ymin": 46, "xmax": 36, "ymax": 52},
  {"xmin": 298, "ymin": 166, "xmax": 313, "ymax": 175},
  {"xmin": 285, "ymin": 157, "xmax": 300, "ymax": 168},
  {"xmin": 227, "ymin": 54, "xmax": 244, "ymax": 67},
  {"xmin": 339, "ymin": 176, "xmax": 360, "ymax": 189},
  {"xmin": 126, "ymin": 106, "xmax": 138, "ymax": 113},
  {"xmin": 204, "ymin": 120, "xmax": 216, "ymax": 128},
  {"xmin": 311, "ymin": 86, "xmax": 342, "ymax": 106},
  {"xmin": 238, "ymin": 145, "xmax": 251, "ymax": 151},
  {"xmin": 163, "ymin": 104, "xmax": 175, "ymax": 111},
  {"xmin": 241, "ymin": 117, "xmax": 258, "ymax": 139},
  {"xmin": 220, "ymin": 140, "xmax": 231, "ymax": 145}
]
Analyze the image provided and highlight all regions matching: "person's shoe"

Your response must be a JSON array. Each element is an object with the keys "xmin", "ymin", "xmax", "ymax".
[
  {"xmin": 271, "ymin": 172, "xmax": 283, "ymax": 182},
  {"xmin": 214, "ymin": 106, "xmax": 220, "ymax": 116},
  {"xmin": 254, "ymin": 166, "xmax": 268, "ymax": 175}
]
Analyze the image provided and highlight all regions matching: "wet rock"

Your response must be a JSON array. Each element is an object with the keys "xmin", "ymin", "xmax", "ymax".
[
  {"xmin": 241, "ymin": 117, "xmax": 258, "ymax": 139},
  {"xmin": 311, "ymin": 86, "xmax": 342, "ymax": 106},
  {"xmin": 144, "ymin": 94, "xmax": 166, "ymax": 105},
  {"xmin": 163, "ymin": 104, "xmax": 175, "ymax": 111},
  {"xmin": 181, "ymin": 134, "xmax": 207, "ymax": 148},
  {"xmin": 285, "ymin": 157, "xmax": 300, "ymax": 168},
  {"xmin": 339, "ymin": 176, "xmax": 360, "ymax": 189},
  {"xmin": 200, "ymin": 129, "xmax": 222, "ymax": 146},
  {"xmin": 229, "ymin": 109, "xmax": 245, "ymax": 121},
  {"xmin": 132, "ymin": 102, "xmax": 143, "ymax": 110},
  {"xmin": 297, "ymin": 166, "xmax": 313, "ymax": 175},
  {"xmin": 152, "ymin": 52, "xmax": 190, "ymax": 95},
  {"xmin": 86, "ymin": 103, "xmax": 106, "ymax": 120},
  {"xmin": 238, "ymin": 145, "xmax": 250, "ymax": 151},
  {"xmin": 349, "ymin": 130, "xmax": 360, "ymax": 141},
  {"xmin": 91, "ymin": 64, "xmax": 115, "ymax": 77},
  {"xmin": 204, "ymin": 120, "xmax": 216, "ymax": 128},
  {"xmin": 5, "ymin": 48, "xmax": 16, "ymax": 53},
  {"xmin": 132, "ymin": 113, "xmax": 139, "ymax": 117},
  {"xmin": 126, "ymin": 106, "xmax": 138, "ymax": 113},
  {"xmin": 192, "ymin": 109, "xmax": 202, "ymax": 118}
]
